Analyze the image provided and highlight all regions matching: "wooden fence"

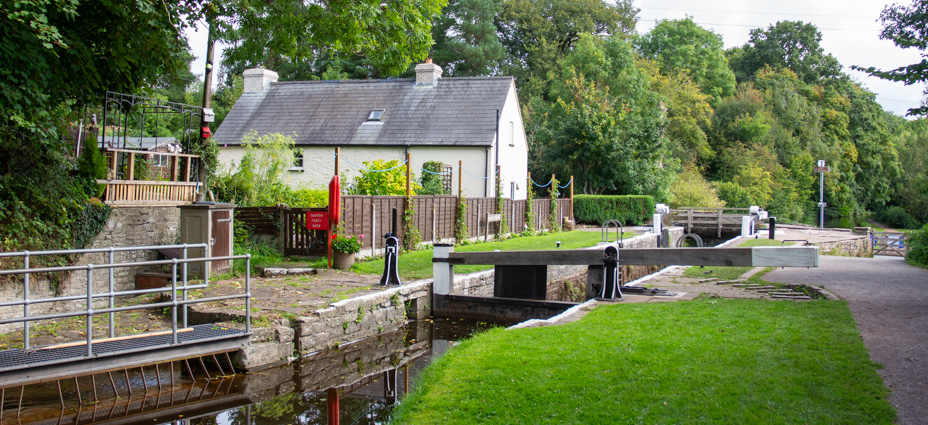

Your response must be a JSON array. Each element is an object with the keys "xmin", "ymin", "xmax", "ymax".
[{"xmin": 236, "ymin": 196, "xmax": 572, "ymax": 256}]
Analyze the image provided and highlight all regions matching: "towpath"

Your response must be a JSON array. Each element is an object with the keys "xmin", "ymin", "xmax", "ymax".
[{"xmin": 764, "ymin": 256, "xmax": 928, "ymax": 425}]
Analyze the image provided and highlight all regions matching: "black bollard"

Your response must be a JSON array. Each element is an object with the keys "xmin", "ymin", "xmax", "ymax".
[
  {"xmin": 768, "ymin": 216, "xmax": 777, "ymax": 240},
  {"xmin": 599, "ymin": 245, "xmax": 622, "ymax": 299},
  {"xmin": 380, "ymin": 207, "xmax": 401, "ymax": 285}
]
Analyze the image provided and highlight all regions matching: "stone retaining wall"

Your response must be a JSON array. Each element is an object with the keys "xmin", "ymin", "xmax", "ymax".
[
  {"xmin": 0, "ymin": 206, "xmax": 180, "ymax": 333},
  {"xmin": 294, "ymin": 280, "xmax": 432, "ymax": 357}
]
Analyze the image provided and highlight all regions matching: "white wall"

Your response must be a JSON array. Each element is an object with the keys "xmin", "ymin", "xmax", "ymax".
[
  {"xmin": 492, "ymin": 81, "xmax": 529, "ymax": 200},
  {"xmin": 218, "ymin": 145, "xmax": 497, "ymax": 197}
]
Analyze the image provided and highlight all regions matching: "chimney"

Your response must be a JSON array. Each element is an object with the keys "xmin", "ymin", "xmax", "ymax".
[
  {"xmin": 243, "ymin": 67, "xmax": 279, "ymax": 93},
  {"xmin": 415, "ymin": 58, "xmax": 443, "ymax": 87}
]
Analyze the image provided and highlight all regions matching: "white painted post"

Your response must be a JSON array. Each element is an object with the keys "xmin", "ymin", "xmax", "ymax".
[
  {"xmin": 433, "ymin": 244, "xmax": 454, "ymax": 295},
  {"xmin": 741, "ymin": 216, "xmax": 754, "ymax": 237},
  {"xmin": 652, "ymin": 213, "xmax": 662, "ymax": 235}
]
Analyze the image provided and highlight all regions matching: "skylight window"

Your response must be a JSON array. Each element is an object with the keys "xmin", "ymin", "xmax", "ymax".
[{"xmin": 368, "ymin": 109, "xmax": 385, "ymax": 121}]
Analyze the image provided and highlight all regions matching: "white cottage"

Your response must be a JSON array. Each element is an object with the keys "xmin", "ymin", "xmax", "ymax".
[{"xmin": 213, "ymin": 61, "xmax": 529, "ymax": 199}]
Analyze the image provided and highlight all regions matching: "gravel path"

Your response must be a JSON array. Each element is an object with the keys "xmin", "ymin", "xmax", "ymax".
[{"xmin": 764, "ymin": 256, "xmax": 928, "ymax": 425}]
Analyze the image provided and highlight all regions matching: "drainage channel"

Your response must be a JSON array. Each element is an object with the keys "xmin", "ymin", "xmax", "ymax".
[{"xmin": 1, "ymin": 317, "xmax": 512, "ymax": 425}]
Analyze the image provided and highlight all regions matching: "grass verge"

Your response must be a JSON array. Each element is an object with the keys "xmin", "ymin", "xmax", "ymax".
[
  {"xmin": 391, "ymin": 299, "xmax": 893, "ymax": 424},
  {"xmin": 352, "ymin": 231, "xmax": 612, "ymax": 280}
]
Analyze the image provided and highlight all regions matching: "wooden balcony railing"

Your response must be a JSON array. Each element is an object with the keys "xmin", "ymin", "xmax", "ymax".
[{"xmin": 97, "ymin": 148, "xmax": 201, "ymax": 207}]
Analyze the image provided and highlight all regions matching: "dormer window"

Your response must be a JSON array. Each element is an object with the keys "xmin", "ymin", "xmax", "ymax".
[{"xmin": 368, "ymin": 109, "xmax": 385, "ymax": 121}]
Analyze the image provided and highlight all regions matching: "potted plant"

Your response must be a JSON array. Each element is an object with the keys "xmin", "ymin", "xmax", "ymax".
[{"xmin": 331, "ymin": 233, "xmax": 363, "ymax": 269}]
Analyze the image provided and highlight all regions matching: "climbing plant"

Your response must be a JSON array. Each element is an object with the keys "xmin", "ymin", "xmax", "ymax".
[
  {"xmin": 549, "ymin": 176, "xmax": 560, "ymax": 232},
  {"xmin": 495, "ymin": 183, "xmax": 508, "ymax": 238},
  {"xmin": 402, "ymin": 198, "xmax": 421, "ymax": 251},
  {"xmin": 524, "ymin": 178, "xmax": 535, "ymax": 234},
  {"xmin": 454, "ymin": 194, "xmax": 469, "ymax": 244}
]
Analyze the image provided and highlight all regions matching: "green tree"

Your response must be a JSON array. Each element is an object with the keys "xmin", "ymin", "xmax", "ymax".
[
  {"xmin": 669, "ymin": 168, "xmax": 724, "ymax": 208},
  {"xmin": 728, "ymin": 21, "xmax": 842, "ymax": 84},
  {"xmin": 498, "ymin": 0, "xmax": 638, "ymax": 101},
  {"xmin": 535, "ymin": 35, "xmax": 671, "ymax": 199},
  {"xmin": 855, "ymin": 0, "xmax": 928, "ymax": 116},
  {"xmin": 213, "ymin": 131, "xmax": 296, "ymax": 206},
  {"xmin": 889, "ymin": 118, "xmax": 928, "ymax": 222},
  {"xmin": 215, "ymin": 0, "xmax": 446, "ymax": 78},
  {"xmin": 635, "ymin": 17, "xmax": 736, "ymax": 100},
  {"xmin": 638, "ymin": 59, "xmax": 713, "ymax": 166},
  {"xmin": 0, "ymin": 0, "xmax": 203, "ymax": 251},
  {"xmin": 431, "ymin": 0, "xmax": 506, "ymax": 76}
]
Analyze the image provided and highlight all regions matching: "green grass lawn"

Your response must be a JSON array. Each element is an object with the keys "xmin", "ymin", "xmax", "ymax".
[
  {"xmin": 682, "ymin": 238, "xmax": 794, "ymax": 280},
  {"xmin": 391, "ymin": 299, "xmax": 893, "ymax": 424},
  {"xmin": 352, "ymin": 231, "xmax": 614, "ymax": 279}
]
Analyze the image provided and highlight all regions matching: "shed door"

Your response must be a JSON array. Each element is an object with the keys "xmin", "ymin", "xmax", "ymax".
[{"xmin": 211, "ymin": 210, "xmax": 232, "ymax": 273}]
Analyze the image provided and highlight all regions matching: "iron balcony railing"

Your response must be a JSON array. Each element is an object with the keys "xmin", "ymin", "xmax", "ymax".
[{"xmin": 0, "ymin": 244, "xmax": 251, "ymax": 359}]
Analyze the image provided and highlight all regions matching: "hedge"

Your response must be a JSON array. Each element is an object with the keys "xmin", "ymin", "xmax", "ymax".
[
  {"xmin": 573, "ymin": 195, "xmax": 655, "ymax": 226},
  {"xmin": 906, "ymin": 224, "xmax": 928, "ymax": 267}
]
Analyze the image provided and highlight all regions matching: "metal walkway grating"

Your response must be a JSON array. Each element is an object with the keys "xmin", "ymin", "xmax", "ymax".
[{"xmin": 0, "ymin": 324, "xmax": 244, "ymax": 373}]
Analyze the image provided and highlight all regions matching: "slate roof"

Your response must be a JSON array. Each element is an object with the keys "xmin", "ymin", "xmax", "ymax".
[{"xmin": 214, "ymin": 76, "xmax": 515, "ymax": 148}]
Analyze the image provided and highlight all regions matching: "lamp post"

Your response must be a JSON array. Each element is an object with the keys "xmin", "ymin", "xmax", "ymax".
[{"xmin": 815, "ymin": 160, "xmax": 829, "ymax": 228}]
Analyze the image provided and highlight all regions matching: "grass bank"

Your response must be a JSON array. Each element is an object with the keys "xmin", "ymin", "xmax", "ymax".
[{"xmin": 391, "ymin": 299, "xmax": 893, "ymax": 424}]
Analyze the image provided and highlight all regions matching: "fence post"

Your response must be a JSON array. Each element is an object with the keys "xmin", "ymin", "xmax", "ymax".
[
  {"xmin": 334, "ymin": 147, "xmax": 340, "ymax": 176},
  {"xmin": 570, "ymin": 175, "xmax": 575, "ymax": 222}
]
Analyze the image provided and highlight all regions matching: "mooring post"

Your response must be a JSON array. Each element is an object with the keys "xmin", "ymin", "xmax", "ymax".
[
  {"xmin": 432, "ymin": 244, "xmax": 453, "ymax": 296},
  {"xmin": 380, "ymin": 207, "xmax": 401, "ymax": 285},
  {"xmin": 600, "ymin": 245, "xmax": 622, "ymax": 299}
]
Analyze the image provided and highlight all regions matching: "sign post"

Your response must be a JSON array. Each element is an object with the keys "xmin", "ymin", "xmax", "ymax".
[{"xmin": 815, "ymin": 160, "xmax": 830, "ymax": 228}]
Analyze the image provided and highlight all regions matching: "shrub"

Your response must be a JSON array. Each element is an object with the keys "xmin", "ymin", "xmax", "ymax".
[
  {"xmin": 283, "ymin": 186, "xmax": 328, "ymax": 207},
  {"xmin": 669, "ymin": 168, "xmax": 725, "ymax": 208},
  {"xmin": 77, "ymin": 141, "xmax": 107, "ymax": 197},
  {"xmin": 573, "ymin": 195, "xmax": 655, "ymax": 226},
  {"xmin": 715, "ymin": 181, "xmax": 753, "ymax": 208},
  {"xmin": 906, "ymin": 224, "xmax": 928, "ymax": 267},
  {"xmin": 877, "ymin": 206, "xmax": 921, "ymax": 230},
  {"xmin": 332, "ymin": 233, "xmax": 364, "ymax": 254},
  {"xmin": 351, "ymin": 159, "xmax": 420, "ymax": 196}
]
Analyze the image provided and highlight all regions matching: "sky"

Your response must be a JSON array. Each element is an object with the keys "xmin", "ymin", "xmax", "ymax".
[{"xmin": 187, "ymin": 0, "xmax": 925, "ymax": 117}]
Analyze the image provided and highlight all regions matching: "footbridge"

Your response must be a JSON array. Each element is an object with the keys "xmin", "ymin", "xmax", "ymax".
[{"xmin": 0, "ymin": 245, "xmax": 252, "ymax": 407}]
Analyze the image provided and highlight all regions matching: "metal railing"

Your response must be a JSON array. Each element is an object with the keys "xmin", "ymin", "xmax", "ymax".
[{"xmin": 0, "ymin": 244, "xmax": 251, "ymax": 357}]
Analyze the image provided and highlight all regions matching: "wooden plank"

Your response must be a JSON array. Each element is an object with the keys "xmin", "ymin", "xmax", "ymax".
[
  {"xmin": 42, "ymin": 328, "xmax": 194, "ymax": 349},
  {"xmin": 446, "ymin": 246, "xmax": 818, "ymax": 267}
]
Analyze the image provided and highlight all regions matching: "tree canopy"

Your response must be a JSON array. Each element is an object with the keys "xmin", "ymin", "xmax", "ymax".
[
  {"xmin": 635, "ymin": 17, "xmax": 736, "ymax": 100},
  {"xmin": 856, "ymin": 0, "xmax": 928, "ymax": 116}
]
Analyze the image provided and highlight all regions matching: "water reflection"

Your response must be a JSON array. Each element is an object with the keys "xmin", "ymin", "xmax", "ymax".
[
  {"xmin": 179, "ymin": 318, "xmax": 504, "ymax": 425},
  {"xmin": 0, "ymin": 318, "xmax": 504, "ymax": 425}
]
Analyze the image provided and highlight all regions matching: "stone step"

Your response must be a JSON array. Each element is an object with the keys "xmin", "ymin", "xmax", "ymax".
[
  {"xmin": 771, "ymin": 295, "xmax": 812, "ymax": 300},
  {"xmin": 715, "ymin": 280, "xmax": 746, "ymax": 285},
  {"xmin": 743, "ymin": 286, "xmax": 777, "ymax": 290}
]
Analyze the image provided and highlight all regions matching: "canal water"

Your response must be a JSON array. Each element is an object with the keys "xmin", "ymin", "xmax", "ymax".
[{"xmin": 1, "ymin": 318, "xmax": 510, "ymax": 425}]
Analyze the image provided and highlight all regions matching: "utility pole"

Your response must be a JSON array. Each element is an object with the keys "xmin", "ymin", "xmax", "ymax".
[{"xmin": 197, "ymin": 13, "xmax": 216, "ymax": 202}]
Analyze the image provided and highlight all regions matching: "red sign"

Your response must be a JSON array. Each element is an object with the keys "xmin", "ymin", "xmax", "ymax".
[
  {"xmin": 306, "ymin": 211, "xmax": 329, "ymax": 230},
  {"xmin": 813, "ymin": 166, "xmax": 831, "ymax": 172}
]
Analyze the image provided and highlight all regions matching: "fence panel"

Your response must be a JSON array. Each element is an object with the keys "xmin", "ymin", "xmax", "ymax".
[
  {"xmin": 235, "ymin": 207, "xmax": 280, "ymax": 236},
  {"xmin": 283, "ymin": 208, "xmax": 328, "ymax": 257}
]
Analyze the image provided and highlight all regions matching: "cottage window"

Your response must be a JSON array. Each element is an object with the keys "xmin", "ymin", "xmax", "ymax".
[
  {"xmin": 509, "ymin": 121, "xmax": 515, "ymax": 146},
  {"xmin": 290, "ymin": 150, "xmax": 304, "ymax": 172}
]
